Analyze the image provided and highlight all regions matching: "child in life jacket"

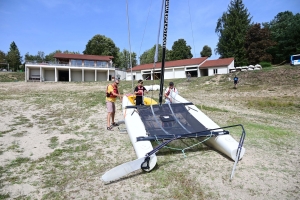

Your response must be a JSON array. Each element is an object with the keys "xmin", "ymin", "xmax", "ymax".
[
  {"xmin": 134, "ymin": 79, "xmax": 148, "ymax": 105},
  {"xmin": 165, "ymin": 82, "xmax": 178, "ymax": 104}
]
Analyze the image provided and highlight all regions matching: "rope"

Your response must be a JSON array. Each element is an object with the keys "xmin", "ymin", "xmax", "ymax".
[
  {"xmin": 125, "ymin": 0, "xmax": 134, "ymax": 90},
  {"xmin": 187, "ymin": 0, "xmax": 196, "ymax": 57},
  {"xmin": 138, "ymin": 0, "xmax": 153, "ymax": 61},
  {"xmin": 154, "ymin": 131, "xmax": 213, "ymax": 158},
  {"xmin": 149, "ymin": 0, "xmax": 164, "ymax": 101}
]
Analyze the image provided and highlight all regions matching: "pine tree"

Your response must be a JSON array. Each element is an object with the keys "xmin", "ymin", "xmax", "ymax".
[
  {"xmin": 215, "ymin": 0, "xmax": 252, "ymax": 66},
  {"xmin": 7, "ymin": 41, "xmax": 22, "ymax": 71}
]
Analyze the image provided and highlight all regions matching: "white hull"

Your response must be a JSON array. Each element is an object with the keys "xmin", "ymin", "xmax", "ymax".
[
  {"xmin": 170, "ymin": 92, "xmax": 245, "ymax": 161},
  {"xmin": 122, "ymin": 96, "xmax": 157, "ymax": 171}
]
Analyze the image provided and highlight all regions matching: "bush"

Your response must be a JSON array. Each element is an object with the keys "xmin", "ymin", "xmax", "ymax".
[{"xmin": 259, "ymin": 61, "xmax": 272, "ymax": 68}]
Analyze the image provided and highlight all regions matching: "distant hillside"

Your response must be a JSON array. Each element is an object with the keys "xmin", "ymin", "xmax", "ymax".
[{"xmin": 0, "ymin": 72, "xmax": 25, "ymax": 82}]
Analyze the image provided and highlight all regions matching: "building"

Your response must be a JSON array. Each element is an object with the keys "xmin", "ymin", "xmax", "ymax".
[
  {"xmin": 199, "ymin": 57, "xmax": 235, "ymax": 75},
  {"xmin": 25, "ymin": 53, "xmax": 126, "ymax": 82},
  {"xmin": 127, "ymin": 57, "xmax": 234, "ymax": 80}
]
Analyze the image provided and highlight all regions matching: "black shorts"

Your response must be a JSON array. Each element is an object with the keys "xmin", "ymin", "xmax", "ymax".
[{"xmin": 234, "ymin": 81, "xmax": 238, "ymax": 84}]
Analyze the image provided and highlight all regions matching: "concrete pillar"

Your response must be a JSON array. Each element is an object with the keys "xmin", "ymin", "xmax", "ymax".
[
  {"xmin": 40, "ymin": 67, "xmax": 42, "ymax": 82},
  {"xmin": 69, "ymin": 68, "xmax": 71, "ymax": 82},
  {"xmin": 55, "ymin": 67, "xmax": 57, "ymax": 82},
  {"xmin": 95, "ymin": 69, "xmax": 97, "ymax": 81},
  {"xmin": 82, "ymin": 68, "xmax": 84, "ymax": 82}
]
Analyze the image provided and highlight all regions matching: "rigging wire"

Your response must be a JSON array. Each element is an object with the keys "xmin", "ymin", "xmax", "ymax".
[
  {"xmin": 138, "ymin": 0, "xmax": 153, "ymax": 62},
  {"xmin": 188, "ymin": 0, "xmax": 196, "ymax": 57},
  {"xmin": 149, "ymin": 0, "xmax": 165, "ymax": 101},
  {"xmin": 126, "ymin": 0, "xmax": 133, "ymax": 89}
]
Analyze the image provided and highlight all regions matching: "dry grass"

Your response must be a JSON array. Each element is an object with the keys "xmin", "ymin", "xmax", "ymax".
[{"xmin": 0, "ymin": 65, "xmax": 299, "ymax": 199}]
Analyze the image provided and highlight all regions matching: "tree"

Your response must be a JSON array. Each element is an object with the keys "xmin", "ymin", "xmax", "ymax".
[
  {"xmin": 245, "ymin": 23, "xmax": 276, "ymax": 64},
  {"xmin": 139, "ymin": 44, "xmax": 170, "ymax": 65},
  {"xmin": 119, "ymin": 49, "xmax": 138, "ymax": 69},
  {"xmin": 7, "ymin": 41, "xmax": 22, "ymax": 71},
  {"xmin": 44, "ymin": 50, "xmax": 62, "ymax": 63},
  {"xmin": 200, "ymin": 45, "xmax": 212, "ymax": 57},
  {"xmin": 264, "ymin": 11, "xmax": 300, "ymax": 63},
  {"xmin": 169, "ymin": 39, "xmax": 193, "ymax": 60},
  {"xmin": 215, "ymin": 0, "xmax": 252, "ymax": 66},
  {"xmin": 83, "ymin": 34, "xmax": 120, "ymax": 67},
  {"xmin": 0, "ymin": 50, "xmax": 6, "ymax": 62}
]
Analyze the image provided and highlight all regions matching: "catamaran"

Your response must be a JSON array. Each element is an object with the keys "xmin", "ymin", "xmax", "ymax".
[{"xmin": 101, "ymin": 0, "xmax": 245, "ymax": 182}]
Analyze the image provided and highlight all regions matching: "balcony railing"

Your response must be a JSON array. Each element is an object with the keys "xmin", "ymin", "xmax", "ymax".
[{"xmin": 25, "ymin": 62, "xmax": 114, "ymax": 68}]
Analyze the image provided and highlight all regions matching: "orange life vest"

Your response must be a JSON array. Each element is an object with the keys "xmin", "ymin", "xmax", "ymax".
[{"xmin": 106, "ymin": 84, "xmax": 119, "ymax": 98}]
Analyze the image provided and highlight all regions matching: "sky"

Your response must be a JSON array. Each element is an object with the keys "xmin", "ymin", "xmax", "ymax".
[{"xmin": 0, "ymin": 0, "xmax": 299, "ymax": 62}]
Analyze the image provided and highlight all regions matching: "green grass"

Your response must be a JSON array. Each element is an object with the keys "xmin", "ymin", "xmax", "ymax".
[
  {"xmin": 48, "ymin": 136, "xmax": 59, "ymax": 149},
  {"xmin": 0, "ymin": 72, "xmax": 24, "ymax": 82}
]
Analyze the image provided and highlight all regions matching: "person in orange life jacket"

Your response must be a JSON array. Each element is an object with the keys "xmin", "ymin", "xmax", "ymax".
[
  {"xmin": 106, "ymin": 80, "xmax": 122, "ymax": 131},
  {"xmin": 165, "ymin": 82, "xmax": 178, "ymax": 104},
  {"xmin": 134, "ymin": 79, "xmax": 148, "ymax": 105}
]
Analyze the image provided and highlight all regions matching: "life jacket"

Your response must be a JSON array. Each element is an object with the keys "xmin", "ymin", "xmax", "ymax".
[
  {"xmin": 166, "ymin": 87, "xmax": 176, "ymax": 96},
  {"xmin": 106, "ymin": 84, "xmax": 118, "ymax": 98},
  {"xmin": 136, "ymin": 86, "xmax": 144, "ymax": 96}
]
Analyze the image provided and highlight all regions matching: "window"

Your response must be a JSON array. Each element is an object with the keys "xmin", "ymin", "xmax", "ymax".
[
  {"xmin": 84, "ymin": 60, "xmax": 94, "ymax": 67},
  {"xmin": 96, "ymin": 61, "xmax": 107, "ymax": 68},
  {"xmin": 213, "ymin": 69, "xmax": 218, "ymax": 74},
  {"xmin": 71, "ymin": 60, "xmax": 82, "ymax": 67}
]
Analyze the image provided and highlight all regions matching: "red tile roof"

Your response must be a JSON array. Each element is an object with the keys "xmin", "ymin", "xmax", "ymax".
[
  {"xmin": 53, "ymin": 53, "xmax": 113, "ymax": 61},
  {"xmin": 130, "ymin": 57, "xmax": 208, "ymax": 71},
  {"xmin": 200, "ymin": 57, "xmax": 234, "ymax": 68}
]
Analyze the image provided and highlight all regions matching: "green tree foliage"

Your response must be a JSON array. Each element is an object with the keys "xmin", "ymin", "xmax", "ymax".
[
  {"xmin": 245, "ymin": 23, "xmax": 276, "ymax": 64},
  {"xmin": 200, "ymin": 45, "xmax": 212, "ymax": 57},
  {"xmin": 0, "ymin": 50, "xmax": 6, "ymax": 62},
  {"xmin": 169, "ymin": 39, "xmax": 193, "ymax": 60},
  {"xmin": 7, "ymin": 41, "xmax": 22, "ymax": 71},
  {"xmin": 215, "ymin": 0, "xmax": 252, "ymax": 66},
  {"xmin": 83, "ymin": 34, "xmax": 120, "ymax": 67},
  {"xmin": 264, "ymin": 11, "xmax": 300, "ymax": 63},
  {"xmin": 139, "ymin": 44, "xmax": 170, "ymax": 65},
  {"xmin": 0, "ymin": 50, "xmax": 7, "ymax": 70},
  {"xmin": 44, "ymin": 50, "xmax": 62, "ymax": 63},
  {"xmin": 119, "ymin": 49, "xmax": 138, "ymax": 69},
  {"xmin": 25, "ymin": 50, "xmax": 80, "ymax": 63}
]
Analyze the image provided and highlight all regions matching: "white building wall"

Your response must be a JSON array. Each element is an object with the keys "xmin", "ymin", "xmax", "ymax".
[
  {"xmin": 97, "ymin": 71, "xmax": 107, "ymax": 81},
  {"xmin": 174, "ymin": 68, "xmax": 186, "ymax": 78},
  {"xmin": 228, "ymin": 61, "xmax": 235, "ymax": 70},
  {"xmin": 30, "ymin": 69, "xmax": 40, "ymax": 76},
  {"xmin": 135, "ymin": 72, "xmax": 142, "ymax": 80},
  {"xmin": 44, "ymin": 69, "xmax": 55, "ymax": 81},
  {"xmin": 72, "ymin": 70, "xmax": 82, "ymax": 82},
  {"xmin": 115, "ymin": 69, "xmax": 126, "ymax": 81},
  {"xmin": 84, "ymin": 70, "xmax": 94, "ymax": 81},
  {"xmin": 217, "ymin": 67, "xmax": 228, "ymax": 74},
  {"xmin": 164, "ymin": 69, "xmax": 174, "ymax": 79}
]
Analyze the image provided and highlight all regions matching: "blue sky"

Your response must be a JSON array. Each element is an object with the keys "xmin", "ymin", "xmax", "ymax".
[{"xmin": 0, "ymin": 0, "xmax": 299, "ymax": 62}]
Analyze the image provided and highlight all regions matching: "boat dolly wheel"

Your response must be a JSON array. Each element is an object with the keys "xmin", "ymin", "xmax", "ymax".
[{"xmin": 141, "ymin": 156, "xmax": 151, "ymax": 172}]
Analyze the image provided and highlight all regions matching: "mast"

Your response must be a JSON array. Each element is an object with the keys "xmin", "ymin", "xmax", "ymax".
[{"xmin": 159, "ymin": 0, "xmax": 169, "ymax": 105}]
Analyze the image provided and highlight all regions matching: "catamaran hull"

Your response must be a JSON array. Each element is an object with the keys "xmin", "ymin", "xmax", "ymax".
[
  {"xmin": 170, "ymin": 92, "xmax": 245, "ymax": 161},
  {"xmin": 122, "ymin": 96, "xmax": 157, "ymax": 171}
]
